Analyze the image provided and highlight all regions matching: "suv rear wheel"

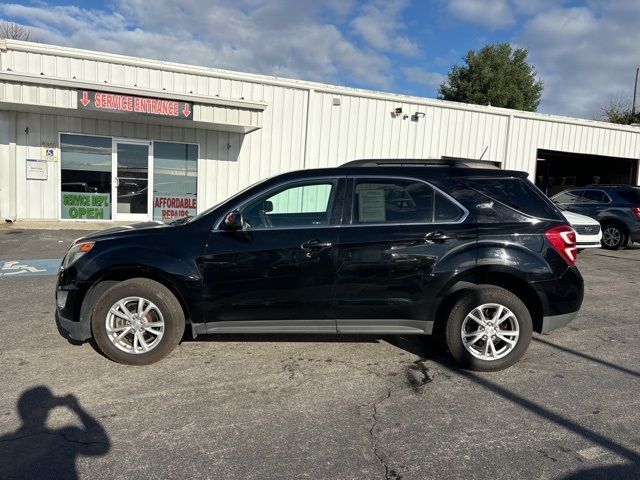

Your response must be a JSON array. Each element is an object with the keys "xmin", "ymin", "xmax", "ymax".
[
  {"xmin": 91, "ymin": 278, "xmax": 185, "ymax": 365},
  {"xmin": 601, "ymin": 222, "xmax": 627, "ymax": 250},
  {"xmin": 445, "ymin": 286, "xmax": 532, "ymax": 371}
]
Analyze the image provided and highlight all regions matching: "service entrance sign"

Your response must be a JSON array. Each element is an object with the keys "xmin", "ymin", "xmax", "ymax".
[{"xmin": 77, "ymin": 90, "xmax": 193, "ymax": 120}]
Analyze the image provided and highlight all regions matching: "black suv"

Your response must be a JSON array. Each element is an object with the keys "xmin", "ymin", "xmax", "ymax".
[
  {"xmin": 56, "ymin": 160, "xmax": 583, "ymax": 371},
  {"xmin": 552, "ymin": 185, "xmax": 640, "ymax": 250}
]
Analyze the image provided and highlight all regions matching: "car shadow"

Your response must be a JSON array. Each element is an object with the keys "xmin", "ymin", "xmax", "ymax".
[
  {"xmin": 385, "ymin": 334, "xmax": 640, "ymax": 477},
  {"xmin": 0, "ymin": 386, "xmax": 110, "ymax": 480},
  {"xmin": 534, "ymin": 336, "xmax": 640, "ymax": 379}
]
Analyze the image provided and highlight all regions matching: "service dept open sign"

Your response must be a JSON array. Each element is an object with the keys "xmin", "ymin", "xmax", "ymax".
[
  {"xmin": 61, "ymin": 192, "xmax": 111, "ymax": 220},
  {"xmin": 77, "ymin": 90, "xmax": 193, "ymax": 120}
]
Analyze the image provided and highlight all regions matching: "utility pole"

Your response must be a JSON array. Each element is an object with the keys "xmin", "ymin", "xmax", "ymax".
[{"xmin": 633, "ymin": 67, "xmax": 639, "ymax": 116}]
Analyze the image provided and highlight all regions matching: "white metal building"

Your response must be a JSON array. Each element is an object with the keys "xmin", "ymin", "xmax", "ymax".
[{"xmin": 1, "ymin": 39, "xmax": 639, "ymax": 222}]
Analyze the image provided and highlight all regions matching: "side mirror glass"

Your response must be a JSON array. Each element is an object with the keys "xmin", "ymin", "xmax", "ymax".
[
  {"xmin": 222, "ymin": 210, "xmax": 244, "ymax": 231},
  {"xmin": 262, "ymin": 200, "xmax": 273, "ymax": 213}
]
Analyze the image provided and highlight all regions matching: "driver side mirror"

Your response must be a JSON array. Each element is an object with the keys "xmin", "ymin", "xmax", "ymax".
[
  {"xmin": 262, "ymin": 200, "xmax": 273, "ymax": 213},
  {"xmin": 222, "ymin": 210, "xmax": 244, "ymax": 231}
]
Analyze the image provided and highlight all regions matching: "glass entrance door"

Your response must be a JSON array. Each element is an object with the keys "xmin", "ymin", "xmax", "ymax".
[{"xmin": 113, "ymin": 140, "xmax": 152, "ymax": 221}]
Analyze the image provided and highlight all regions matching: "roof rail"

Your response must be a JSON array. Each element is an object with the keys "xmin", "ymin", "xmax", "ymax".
[{"xmin": 340, "ymin": 158, "xmax": 500, "ymax": 169}]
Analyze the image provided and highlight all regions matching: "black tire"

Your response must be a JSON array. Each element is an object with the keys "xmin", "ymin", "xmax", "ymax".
[
  {"xmin": 601, "ymin": 222, "xmax": 627, "ymax": 250},
  {"xmin": 445, "ymin": 286, "xmax": 533, "ymax": 372},
  {"xmin": 91, "ymin": 278, "xmax": 185, "ymax": 365}
]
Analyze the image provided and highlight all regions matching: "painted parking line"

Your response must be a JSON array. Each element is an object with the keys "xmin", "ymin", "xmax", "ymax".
[{"xmin": 0, "ymin": 259, "xmax": 62, "ymax": 277}]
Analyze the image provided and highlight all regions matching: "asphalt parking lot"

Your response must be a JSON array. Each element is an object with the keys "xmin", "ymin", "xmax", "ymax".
[{"xmin": 0, "ymin": 227, "xmax": 639, "ymax": 480}]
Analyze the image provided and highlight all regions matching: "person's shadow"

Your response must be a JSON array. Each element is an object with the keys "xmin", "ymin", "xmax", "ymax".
[{"xmin": 0, "ymin": 386, "xmax": 110, "ymax": 480}]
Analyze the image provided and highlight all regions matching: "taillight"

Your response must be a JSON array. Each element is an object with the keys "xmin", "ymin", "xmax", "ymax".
[
  {"xmin": 546, "ymin": 225, "xmax": 577, "ymax": 265},
  {"xmin": 632, "ymin": 206, "xmax": 640, "ymax": 219}
]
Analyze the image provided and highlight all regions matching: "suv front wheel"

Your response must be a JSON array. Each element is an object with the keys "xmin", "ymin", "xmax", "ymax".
[
  {"xmin": 91, "ymin": 278, "xmax": 185, "ymax": 365},
  {"xmin": 445, "ymin": 286, "xmax": 533, "ymax": 371}
]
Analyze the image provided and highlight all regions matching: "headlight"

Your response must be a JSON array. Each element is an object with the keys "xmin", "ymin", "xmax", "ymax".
[{"xmin": 62, "ymin": 241, "xmax": 95, "ymax": 269}]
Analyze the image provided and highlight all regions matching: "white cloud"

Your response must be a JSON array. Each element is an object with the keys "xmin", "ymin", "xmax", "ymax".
[
  {"xmin": 511, "ymin": 0, "xmax": 566, "ymax": 16},
  {"xmin": 0, "ymin": 0, "xmax": 403, "ymax": 89},
  {"xmin": 519, "ymin": 2, "xmax": 640, "ymax": 118},
  {"xmin": 350, "ymin": 0, "xmax": 418, "ymax": 56},
  {"xmin": 402, "ymin": 67, "xmax": 445, "ymax": 89},
  {"xmin": 447, "ymin": 0, "xmax": 515, "ymax": 28}
]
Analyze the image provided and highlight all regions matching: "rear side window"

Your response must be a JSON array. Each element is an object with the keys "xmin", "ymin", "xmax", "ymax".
[
  {"xmin": 352, "ymin": 178, "xmax": 464, "ymax": 224},
  {"xmin": 434, "ymin": 191, "xmax": 464, "ymax": 222},
  {"xmin": 553, "ymin": 190, "xmax": 584, "ymax": 205},
  {"xmin": 464, "ymin": 178, "xmax": 562, "ymax": 219},
  {"xmin": 582, "ymin": 190, "xmax": 609, "ymax": 203},
  {"xmin": 616, "ymin": 188, "xmax": 640, "ymax": 204}
]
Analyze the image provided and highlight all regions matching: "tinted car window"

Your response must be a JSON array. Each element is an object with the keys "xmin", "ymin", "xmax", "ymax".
[
  {"xmin": 582, "ymin": 190, "xmax": 608, "ymax": 203},
  {"xmin": 434, "ymin": 191, "xmax": 465, "ymax": 222},
  {"xmin": 242, "ymin": 180, "xmax": 336, "ymax": 229},
  {"xmin": 616, "ymin": 188, "xmax": 640, "ymax": 204},
  {"xmin": 353, "ymin": 179, "xmax": 434, "ymax": 224},
  {"xmin": 553, "ymin": 190, "xmax": 584, "ymax": 205},
  {"xmin": 464, "ymin": 178, "xmax": 562, "ymax": 219}
]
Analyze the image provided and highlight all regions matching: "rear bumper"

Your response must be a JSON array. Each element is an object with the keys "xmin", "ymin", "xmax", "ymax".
[
  {"xmin": 532, "ymin": 266, "xmax": 584, "ymax": 332},
  {"xmin": 540, "ymin": 311, "xmax": 578, "ymax": 334}
]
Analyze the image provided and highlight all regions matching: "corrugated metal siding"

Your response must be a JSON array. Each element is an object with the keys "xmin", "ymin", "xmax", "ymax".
[
  {"xmin": 508, "ymin": 117, "xmax": 640, "ymax": 179},
  {"xmin": 305, "ymin": 92, "xmax": 509, "ymax": 168}
]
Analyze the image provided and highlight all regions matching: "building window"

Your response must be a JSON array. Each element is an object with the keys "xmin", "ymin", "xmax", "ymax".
[
  {"xmin": 152, "ymin": 142, "xmax": 198, "ymax": 221},
  {"xmin": 60, "ymin": 134, "xmax": 112, "ymax": 220}
]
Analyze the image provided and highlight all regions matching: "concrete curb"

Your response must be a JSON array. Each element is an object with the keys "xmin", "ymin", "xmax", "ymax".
[{"xmin": 1, "ymin": 220, "xmax": 133, "ymax": 231}]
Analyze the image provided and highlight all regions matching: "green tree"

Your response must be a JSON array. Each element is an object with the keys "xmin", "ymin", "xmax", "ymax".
[{"xmin": 438, "ymin": 43, "xmax": 543, "ymax": 111}]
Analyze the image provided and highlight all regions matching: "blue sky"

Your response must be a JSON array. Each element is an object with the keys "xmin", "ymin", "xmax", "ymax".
[{"xmin": 1, "ymin": 0, "xmax": 639, "ymax": 119}]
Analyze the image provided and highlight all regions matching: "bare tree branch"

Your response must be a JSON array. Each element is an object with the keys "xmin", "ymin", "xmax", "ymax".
[
  {"xmin": 0, "ymin": 21, "xmax": 33, "ymax": 41},
  {"xmin": 600, "ymin": 94, "xmax": 640, "ymax": 125}
]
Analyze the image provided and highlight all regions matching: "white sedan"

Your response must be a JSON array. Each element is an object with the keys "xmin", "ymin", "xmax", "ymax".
[{"xmin": 562, "ymin": 210, "xmax": 602, "ymax": 249}]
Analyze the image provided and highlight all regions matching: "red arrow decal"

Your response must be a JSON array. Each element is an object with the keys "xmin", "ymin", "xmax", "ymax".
[
  {"xmin": 182, "ymin": 103, "xmax": 191, "ymax": 117},
  {"xmin": 80, "ymin": 91, "xmax": 90, "ymax": 107}
]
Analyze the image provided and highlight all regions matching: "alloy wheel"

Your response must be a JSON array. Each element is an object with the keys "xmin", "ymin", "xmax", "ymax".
[
  {"xmin": 602, "ymin": 227, "xmax": 622, "ymax": 248},
  {"xmin": 105, "ymin": 296, "xmax": 165, "ymax": 354},
  {"xmin": 461, "ymin": 303, "xmax": 520, "ymax": 361}
]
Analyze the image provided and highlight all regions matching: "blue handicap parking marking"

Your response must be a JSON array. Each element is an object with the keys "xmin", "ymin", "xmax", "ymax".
[{"xmin": 0, "ymin": 259, "xmax": 62, "ymax": 277}]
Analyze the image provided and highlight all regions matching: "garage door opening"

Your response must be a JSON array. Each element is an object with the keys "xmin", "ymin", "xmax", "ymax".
[{"xmin": 535, "ymin": 149, "xmax": 638, "ymax": 196}]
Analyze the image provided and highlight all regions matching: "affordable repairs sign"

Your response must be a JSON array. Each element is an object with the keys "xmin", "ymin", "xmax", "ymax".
[
  {"xmin": 153, "ymin": 195, "xmax": 197, "ymax": 221},
  {"xmin": 77, "ymin": 90, "xmax": 193, "ymax": 120}
]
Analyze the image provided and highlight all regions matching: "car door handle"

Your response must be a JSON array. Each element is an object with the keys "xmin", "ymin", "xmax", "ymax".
[
  {"xmin": 424, "ymin": 231, "xmax": 455, "ymax": 243},
  {"xmin": 301, "ymin": 240, "xmax": 333, "ymax": 250}
]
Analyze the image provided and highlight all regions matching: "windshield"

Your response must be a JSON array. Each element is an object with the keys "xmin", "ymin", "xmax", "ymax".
[{"xmin": 184, "ymin": 177, "xmax": 271, "ymax": 224}]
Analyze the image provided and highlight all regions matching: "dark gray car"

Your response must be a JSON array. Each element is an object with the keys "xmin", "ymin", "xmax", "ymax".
[{"xmin": 552, "ymin": 185, "xmax": 640, "ymax": 249}]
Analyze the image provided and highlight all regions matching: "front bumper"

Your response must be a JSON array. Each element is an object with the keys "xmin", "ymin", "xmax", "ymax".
[
  {"xmin": 56, "ymin": 310, "xmax": 91, "ymax": 341},
  {"xmin": 56, "ymin": 270, "xmax": 93, "ymax": 342},
  {"xmin": 576, "ymin": 241, "xmax": 601, "ymax": 249}
]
